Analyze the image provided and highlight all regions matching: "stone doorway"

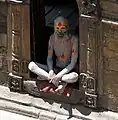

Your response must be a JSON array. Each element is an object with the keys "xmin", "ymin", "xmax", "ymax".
[
  {"xmin": 7, "ymin": 0, "xmax": 99, "ymax": 108},
  {"xmin": 28, "ymin": 0, "xmax": 81, "ymax": 101}
]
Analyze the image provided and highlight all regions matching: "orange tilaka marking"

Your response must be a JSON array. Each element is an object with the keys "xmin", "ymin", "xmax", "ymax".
[
  {"xmin": 56, "ymin": 21, "xmax": 65, "ymax": 28},
  {"xmin": 72, "ymin": 49, "xmax": 76, "ymax": 55},
  {"xmin": 72, "ymin": 49, "xmax": 75, "ymax": 53},
  {"xmin": 58, "ymin": 22, "xmax": 62, "ymax": 27},
  {"xmin": 60, "ymin": 54, "xmax": 66, "ymax": 61},
  {"xmin": 48, "ymin": 47, "xmax": 52, "ymax": 54},
  {"xmin": 71, "ymin": 40, "xmax": 74, "ymax": 46}
]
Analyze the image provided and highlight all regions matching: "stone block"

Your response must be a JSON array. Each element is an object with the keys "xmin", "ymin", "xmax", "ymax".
[
  {"xmin": 0, "ymin": 33, "xmax": 7, "ymax": 46},
  {"xmin": 107, "ymin": 40, "xmax": 118, "ymax": 52},
  {"xmin": 0, "ymin": 85, "xmax": 33, "ymax": 105},
  {"xmin": 0, "ymin": 72, "xmax": 7, "ymax": 86},
  {"xmin": 103, "ymin": 71, "xmax": 118, "ymax": 97},
  {"xmin": 0, "ymin": 99, "xmax": 40, "ymax": 118},
  {"xmin": 104, "ymin": 47, "xmax": 118, "ymax": 59},
  {"xmin": 39, "ymin": 110, "xmax": 57, "ymax": 120},
  {"xmin": 55, "ymin": 114, "xmax": 69, "ymax": 120},
  {"xmin": 108, "ymin": 59, "xmax": 118, "ymax": 72},
  {"xmin": 51, "ymin": 102, "xmax": 62, "ymax": 113},
  {"xmin": 31, "ymin": 97, "xmax": 52, "ymax": 111},
  {"xmin": 51, "ymin": 102, "xmax": 71, "ymax": 116},
  {"xmin": 0, "ymin": 109, "xmax": 38, "ymax": 120}
]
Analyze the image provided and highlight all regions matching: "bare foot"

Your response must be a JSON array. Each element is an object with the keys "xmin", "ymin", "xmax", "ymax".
[{"xmin": 55, "ymin": 83, "xmax": 67, "ymax": 94}]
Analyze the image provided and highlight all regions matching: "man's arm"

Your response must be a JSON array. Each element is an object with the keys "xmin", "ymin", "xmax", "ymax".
[
  {"xmin": 56, "ymin": 36, "xmax": 78, "ymax": 77},
  {"xmin": 47, "ymin": 35, "xmax": 54, "ymax": 72}
]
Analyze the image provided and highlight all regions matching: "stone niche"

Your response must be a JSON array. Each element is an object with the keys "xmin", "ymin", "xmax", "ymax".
[{"xmin": 0, "ymin": 0, "xmax": 118, "ymax": 112}]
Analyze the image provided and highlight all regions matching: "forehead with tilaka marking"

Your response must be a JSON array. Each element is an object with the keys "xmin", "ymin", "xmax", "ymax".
[{"xmin": 54, "ymin": 16, "xmax": 68, "ymax": 27}]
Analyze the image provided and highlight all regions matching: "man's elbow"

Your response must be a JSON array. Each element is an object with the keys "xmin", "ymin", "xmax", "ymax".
[
  {"xmin": 47, "ymin": 56, "xmax": 51, "ymax": 62},
  {"xmin": 70, "ymin": 61, "xmax": 77, "ymax": 70}
]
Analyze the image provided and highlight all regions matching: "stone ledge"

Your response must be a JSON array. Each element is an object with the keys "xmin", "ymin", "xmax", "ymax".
[
  {"xmin": 39, "ymin": 110, "xmax": 57, "ymax": 120},
  {"xmin": 0, "ymin": 85, "xmax": 32, "ymax": 105},
  {"xmin": 0, "ymin": 99, "xmax": 40, "ymax": 118},
  {"xmin": 0, "ymin": 109, "xmax": 38, "ymax": 120},
  {"xmin": 0, "ymin": 85, "xmax": 118, "ymax": 120}
]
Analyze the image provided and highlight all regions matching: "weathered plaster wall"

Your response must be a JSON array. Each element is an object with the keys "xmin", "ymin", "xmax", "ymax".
[
  {"xmin": 100, "ymin": 0, "xmax": 118, "ymax": 111},
  {"xmin": 102, "ymin": 22, "xmax": 118, "ymax": 111}
]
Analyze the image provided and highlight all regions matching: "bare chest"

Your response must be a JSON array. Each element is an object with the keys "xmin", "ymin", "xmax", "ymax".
[{"xmin": 53, "ymin": 38, "xmax": 72, "ymax": 58}]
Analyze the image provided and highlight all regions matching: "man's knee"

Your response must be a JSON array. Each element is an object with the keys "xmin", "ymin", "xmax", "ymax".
[
  {"xmin": 62, "ymin": 72, "xmax": 78, "ymax": 83},
  {"xmin": 69, "ymin": 72, "xmax": 78, "ymax": 83},
  {"xmin": 28, "ymin": 61, "xmax": 36, "ymax": 71},
  {"xmin": 71, "ymin": 72, "xmax": 78, "ymax": 79}
]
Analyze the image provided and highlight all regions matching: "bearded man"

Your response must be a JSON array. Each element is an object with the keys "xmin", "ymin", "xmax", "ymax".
[{"xmin": 28, "ymin": 16, "xmax": 78, "ymax": 94}]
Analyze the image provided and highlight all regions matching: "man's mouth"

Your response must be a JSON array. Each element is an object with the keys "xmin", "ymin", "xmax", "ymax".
[{"xmin": 56, "ymin": 31, "xmax": 64, "ymax": 37}]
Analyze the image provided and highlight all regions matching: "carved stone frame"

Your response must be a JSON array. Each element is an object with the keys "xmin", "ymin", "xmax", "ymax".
[
  {"xmin": 7, "ymin": 0, "xmax": 103, "ymax": 108},
  {"xmin": 7, "ymin": 1, "xmax": 30, "ymax": 92},
  {"xmin": 76, "ymin": 0, "xmax": 102, "ymax": 108}
]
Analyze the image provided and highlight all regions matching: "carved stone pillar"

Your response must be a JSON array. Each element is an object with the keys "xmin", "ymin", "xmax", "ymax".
[
  {"xmin": 7, "ymin": 1, "xmax": 30, "ymax": 92},
  {"xmin": 76, "ymin": 0, "xmax": 101, "ymax": 108}
]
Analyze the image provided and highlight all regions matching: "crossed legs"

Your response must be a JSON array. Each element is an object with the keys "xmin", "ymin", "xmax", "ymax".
[
  {"xmin": 28, "ymin": 61, "xmax": 78, "ymax": 94},
  {"xmin": 28, "ymin": 61, "xmax": 49, "ymax": 80}
]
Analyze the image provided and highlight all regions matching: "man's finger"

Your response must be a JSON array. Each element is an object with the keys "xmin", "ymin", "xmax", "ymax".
[{"xmin": 49, "ymin": 79, "xmax": 53, "ymax": 83}]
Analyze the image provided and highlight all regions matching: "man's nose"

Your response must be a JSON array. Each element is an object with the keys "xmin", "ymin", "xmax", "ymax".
[{"xmin": 58, "ymin": 29, "xmax": 62, "ymax": 32}]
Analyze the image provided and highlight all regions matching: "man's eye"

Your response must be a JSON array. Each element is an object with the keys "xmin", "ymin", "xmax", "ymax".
[
  {"xmin": 61, "ymin": 27, "xmax": 65, "ymax": 29},
  {"xmin": 56, "ymin": 27, "xmax": 59, "ymax": 29}
]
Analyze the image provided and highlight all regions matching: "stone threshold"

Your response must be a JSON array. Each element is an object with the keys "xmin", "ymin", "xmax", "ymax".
[{"xmin": 0, "ymin": 85, "xmax": 118, "ymax": 120}]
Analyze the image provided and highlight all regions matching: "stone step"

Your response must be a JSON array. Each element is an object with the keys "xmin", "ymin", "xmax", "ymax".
[{"xmin": 0, "ymin": 85, "xmax": 118, "ymax": 120}]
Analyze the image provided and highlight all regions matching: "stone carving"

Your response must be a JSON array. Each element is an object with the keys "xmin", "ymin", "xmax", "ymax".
[
  {"xmin": 0, "ymin": 55, "xmax": 7, "ymax": 70},
  {"xmin": 80, "ymin": 0, "xmax": 101, "ymax": 18},
  {"xmin": 85, "ymin": 91, "xmax": 97, "ymax": 108},
  {"xmin": 81, "ymin": 0, "xmax": 96, "ymax": 14},
  {"xmin": 11, "ymin": 5, "xmax": 21, "ymax": 75},
  {"xmin": 11, "ymin": 9, "xmax": 21, "ymax": 31},
  {"xmin": 86, "ymin": 76, "xmax": 96, "ymax": 94},
  {"xmin": 80, "ymin": 73, "xmax": 97, "ymax": 108},
  {"xmin": 85, "ymin": 75, "xmax": 97, "ymax": 108},
  {"xmin": 0, "ymin": 46, "xmax": 7, "ymax": 55},
  {"xmin": 80, "ymin": 73, "xmax": 87, "ymax": 89},
  {"xmin": 12, "ymin": 59, "xmax": 20, "ymax": 72},
  {"xmin": 21, "ymin": 60, "xmax": 29, "ymax": 73},
  {"xmin": 0, "ymin": 45, "xmax": 7, "ymax": 71},
  {"xmin": 8, "ymin": 73, "xmax": 23, "ymax": 92},
  {"xmin": 12, "ymin": 34, "xmax": 21, "ymax": 55},
  {"xmin": 7, "ymin": 3, "xmax": 30, "ymax": 92}
]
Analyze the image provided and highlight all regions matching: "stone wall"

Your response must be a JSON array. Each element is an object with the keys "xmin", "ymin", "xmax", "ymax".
[
  {"xmin": 99, "ymin": 0, "xmax": 118, "ymax": 111},
  {"xmin": 0, "ymin": 2, "xmax": 8, "ymax": 86},
  {"xmin": 76, "ymin": 0, "xmax": 118, "ymax": 111},
  {"xmin": 102, "ymin": 21, "xmax": 118, "ymax": 111}
]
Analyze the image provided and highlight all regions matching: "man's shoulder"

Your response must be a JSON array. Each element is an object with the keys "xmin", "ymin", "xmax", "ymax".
[
  {"xmin": 49, "ymin": 33, "xmax": 55, "ymax": 43},
  {"xmin": 50, "ymin": 33, "xmax": 55, "ymax": 39}
]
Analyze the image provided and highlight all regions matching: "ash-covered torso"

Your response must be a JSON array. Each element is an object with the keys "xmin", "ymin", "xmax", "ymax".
[{"xmin": 48, "ymin": 33, "xmax": 78, "ymax": 69}]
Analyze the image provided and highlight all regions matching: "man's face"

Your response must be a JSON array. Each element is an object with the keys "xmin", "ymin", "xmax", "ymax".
[{"xmin": 54, "ymin": 19, "xmax": 69, "ymax": 37}]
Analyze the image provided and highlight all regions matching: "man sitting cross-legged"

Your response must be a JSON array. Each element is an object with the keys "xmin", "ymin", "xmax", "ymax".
[{"xmin": 28, "ymin": 16, "xmax": 78, "ymax": 94}]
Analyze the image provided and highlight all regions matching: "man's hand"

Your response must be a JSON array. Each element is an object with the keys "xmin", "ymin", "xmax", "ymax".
[
  {"xmin": 48, "ymin": 70, "xmax": 55, "ymax": 79},
  {"xmin": 49, "ymin": 75, "xmax": 61, "ymax": 87}
]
